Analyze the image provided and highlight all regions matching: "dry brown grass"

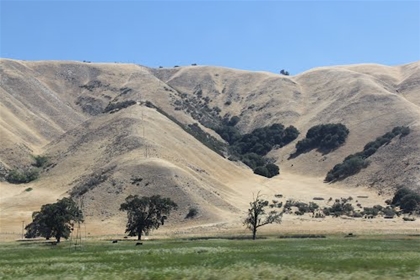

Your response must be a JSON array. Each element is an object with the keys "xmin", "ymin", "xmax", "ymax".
[{"xmin": 1, "ymin": 59, "xmax": 419, "ymax": 239}]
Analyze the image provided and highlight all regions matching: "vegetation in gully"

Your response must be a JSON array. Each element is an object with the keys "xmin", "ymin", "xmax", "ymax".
[{"xmin": 325, "ymin": 126, "xmax": 410, "ymax": 182}]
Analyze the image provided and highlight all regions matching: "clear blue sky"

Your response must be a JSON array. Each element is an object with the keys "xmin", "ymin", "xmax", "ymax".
[{"xmin": 1, "ymin": 1, "xmax": 419, "ymax": 74}]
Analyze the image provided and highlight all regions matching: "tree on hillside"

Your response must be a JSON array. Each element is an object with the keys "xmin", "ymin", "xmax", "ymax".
[
  {"xmin": 120, "ymin": 195, "xmax": 178, "ymax": 240},
  {"xmin": 294, "ymin": 123, "xmax": 349, "ymax": 156},
  {"xmin": 25, "ymin": 197, "xmax": 83, "ymax": 243},
  {"xmin": 244, "ymin": 192, "xmax": 282, "ymax": 240},
  {"xmin": 280, "ymin": 69, "xmax": 290, "ymax": 76}
]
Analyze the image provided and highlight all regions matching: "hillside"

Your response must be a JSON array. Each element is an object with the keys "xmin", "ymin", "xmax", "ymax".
[{"xmin": 0, "ymin": 59, "xmax": 419, "ymax": 239}]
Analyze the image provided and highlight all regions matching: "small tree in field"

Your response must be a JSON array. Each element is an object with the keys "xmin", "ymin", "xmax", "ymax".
[
  {"xmin": 25, "ymin": 197, "xmax": 83, "ymax": 243},
  {"xmin": 120, "ymin": 195, "xmax": 178, "ymax": 240},
  {"xmin": 244, "ymin": 192, "xmax": 282, "ymax": 240}
]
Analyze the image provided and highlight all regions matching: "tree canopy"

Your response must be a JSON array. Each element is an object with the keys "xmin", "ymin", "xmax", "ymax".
[
  {"xmin": 120, "ymin": 195, "xmax": 178, "ymax": 240},
  {"xmin": 391, "ymin": 187, "xmax": 420, "ymax": 214},
  {"xmin": 25, "ymin": 197, "xmax": 83, "ymax": 243},
  {"xmin": 244, "ymin": 192, "xmax": 282, "ymax": 240},
  {"xmin": 325, "ymin": 126, "xmax": 411, "ymax": 182},
  {"xmin": 292, "ymin": 123, "xmax": 349, "ymax": 157},
  {"xmin": 216, "ymin": 119, "xmax": 299, "ymax": 178}
]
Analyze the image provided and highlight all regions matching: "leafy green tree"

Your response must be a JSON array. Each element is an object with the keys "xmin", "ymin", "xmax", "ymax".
[
  {"xmin": 25, "ymin": 197, "xmax": 83, "ymax": 243},
  {"xmin": 120, "ymin": 195, "xmax": 178, "ymax": 240},
  {"xmin": 253, "ymin": 166, "xmax": 269, "ymax": 178},
  {"xmin": 391, "ymin": 187, "xmax": 420, "ymax": 213},
  {"xmin": 265, "ymin": 163, "xmax": 280, "ymax": 177},
  {"xmin": 6, "ymin": 168, "xmax": 39, "ymax": 184},
  {"xmin": 293, "ymin": 123, "xmax": 349, "ymax": 156},
  {"xmin": 244, "ymin": 192, "xmax": 282, "ymax": 240},
  {"xmin": 391, "ymin": 187, "xmax": 413, "ymax": 206}
]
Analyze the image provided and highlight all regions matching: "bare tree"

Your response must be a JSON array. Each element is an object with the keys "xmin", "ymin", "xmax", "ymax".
[{"xmin": 244, "ymin": 192, "xmax": 282, "ymax": 240}]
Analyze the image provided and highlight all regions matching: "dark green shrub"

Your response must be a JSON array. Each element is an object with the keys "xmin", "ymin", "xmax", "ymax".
[
  {"xmin": 254, "ymin": 166, "xmax": 269, "ymax": 177},
  {"xmin": 226, "ymin": 123, "xmax": 299, "ymax": 156},
  {"xmin": 185, "ymin": 207, "xmax": 199, "ymax": 219},
  {"xmin": 362, "ymin": 207, "xmax": 380, "ymax": 217},
  {"xmin": 400, "ymin": 194, "xmax": 420, "ymax": 213},
  {"xmin": 215, "ymin": 120, "xmax": 298, "ymax": 178},
  {"xmin": 265, "ymin": 163, "xmax": 280, "ymax": 177},
  {"xmin": 280, "ymin": 69, "xmax": 289, "ymax": 76},
  {"xmin": 32, "ymin": 155, "xmax": 49, "ymax": 168},
  {"xmin": 390, "ymin": 187, "xmax": 420, "ymax": 214},
  {"xmin": 391, "ymin": 187, "xmax": 414, "ymax": 206},
  {"xmin": 323, "ymin": 200, "xmax": 354, "ymax": 217},
  {"xmin": 6, "ymin": 168, "xmax": 39, "ymax": 184},
  {"xmin": 103, "ymin": 100, "xmax": 136, "ymax": 113},
  {"xmin": 292, "ymin": 123, "xmax": 349, "ymax": 157},
  {"xmin": 325, "ymin": 156, "xmax": 369, "ymax": 182},
  {"xmin": 382, "ymin": 207, "xmax": 396, "ymax": 218},
  {"xmin": 325, "ymin": 126, "xmax": 410, "ymax": 182}
]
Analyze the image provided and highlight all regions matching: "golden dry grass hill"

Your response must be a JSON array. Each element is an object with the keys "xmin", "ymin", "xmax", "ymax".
[{"xmin": 1, "ymin": 59, "xmax": 419, "ymax": 239}]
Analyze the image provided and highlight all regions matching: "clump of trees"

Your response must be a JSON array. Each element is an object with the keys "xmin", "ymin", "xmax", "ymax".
[
  {"xmin": 216, "ymin": 118, "xmax": 299, "ymax": 178},
  {"xmin": 291, "ymin": 123, "xmax": 349, "ymax": 157},
  {"xmin": 283, "ymin": 200, "xmax": 319, "ymax": 216},
  {"xmin": 279, "ymin": 196, "xmax": 402, "ymax": 219},
  {"xmin": 280, "ymin": 69, "xmax": 290, "ymax": 76},
  {"xmin": 390, "ymin": 187, "xmax": 420, "ymax": 214},
  {"xmin": 120, "ymin": 195, "xmax": 178, "ymax": 240},
  {"xmin": 325, "ymin": 126, "xmax": 411, "ymax": 182},
  {"xmin": 6, "ymin": 168, "xmax": 39, "ymax": 184},
  {"xmin": 25, "ymin": 197, "xmax": 83, "ymax": 243},
  {"xmin": 5, "ymin": 155, "xmax": 50, "ymax": 184},
  {"xmin": 244, "ymin": 192, "xmax": 282, "ymax": 240},
  {"xmin": 322, "ymin": 198, "xmax": 354, "ymax": 217}
]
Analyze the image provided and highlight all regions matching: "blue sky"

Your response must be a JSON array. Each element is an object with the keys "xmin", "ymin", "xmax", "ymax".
[{"xmin": 1, "ymin": 1, "xmax": 419, "ymax": 75}]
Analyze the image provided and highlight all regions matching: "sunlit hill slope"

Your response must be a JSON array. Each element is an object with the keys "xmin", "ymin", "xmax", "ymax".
[{"xmin": 1, "ymin": 59, "xmax": 419, "ymax": 237}]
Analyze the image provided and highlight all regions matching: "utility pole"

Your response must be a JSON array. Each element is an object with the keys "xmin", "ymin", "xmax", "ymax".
[{"xmin": 21, "ymin": 221, "xmax": 24, "ymax": 239}]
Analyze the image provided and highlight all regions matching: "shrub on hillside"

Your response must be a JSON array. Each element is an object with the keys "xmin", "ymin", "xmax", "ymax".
[
  {"xmin": 185, "ymin": 207, "xmax": 199, "ymax": 219},
  {"xmin": 103, "ymin": 100, "xmax": 136, "ymax": 113},
  {"xmin": 253, "ymin": 163, "xmax": 280, "ymax": 178},
  {"xmin": 215, "ymin": 121, "xmax": 298, "ymax": 178},
  {"xmin": 325, "ymin": 156, "xmax": 369, "ymax": 182},
  {"xmin": 32, "ymin": 155, "xmax": 49, "ymax": 168},
  {"xmin": 230, "ymin": 124, "xmax": 299, "ymax": 156},
  {"xmin": 325, "ymin": 126, "xmax": 410, "ymax": 182},
  {"xmin": 6, "ymin": 168, "xmax": 39, "ymax": 184},
  {"xmin": 292, "ymin": 123, "xmax": 349, "ymax": 157}
]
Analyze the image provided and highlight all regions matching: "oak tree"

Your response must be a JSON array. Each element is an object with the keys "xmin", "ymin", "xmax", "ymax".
[
  {"xmin": 25, "ymin": 197, "xmax": 83, "ymax": 243},
  {"xmin": 120, "ymin": 195, "xmax": 178, "ymax": 240}
]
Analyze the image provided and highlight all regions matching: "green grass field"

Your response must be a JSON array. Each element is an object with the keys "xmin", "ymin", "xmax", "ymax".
[{"xmin": 1, "ymin": 235, "xmax": 419, "ymax": 279}]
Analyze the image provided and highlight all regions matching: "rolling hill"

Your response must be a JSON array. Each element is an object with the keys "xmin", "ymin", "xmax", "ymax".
[{"xmin": 1, "ymin": 58, "xmax": 419, "ymax": 239}]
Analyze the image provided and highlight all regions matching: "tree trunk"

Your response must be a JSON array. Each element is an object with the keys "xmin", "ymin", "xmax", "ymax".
[
  {"xmin": 56, "ymin": 236, "xmax": 61, "ymax": 243},
  {"xmin": 252, "ymin": 226, "xmax": 257, "ymax": 240},
  {"xmin": 137, "ymin": 230, "xmax": 142, "ymax": 241}
]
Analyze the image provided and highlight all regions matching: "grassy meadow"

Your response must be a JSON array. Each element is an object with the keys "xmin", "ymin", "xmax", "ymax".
[{"xmin": 1, "ymin": 235, "xmax": 419, "ymax": 279}]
